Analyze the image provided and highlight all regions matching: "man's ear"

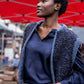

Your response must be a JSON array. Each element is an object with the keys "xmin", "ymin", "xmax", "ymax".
[{"xmin": 54, "ymin": 3, "xmax": 61, "ymax": 11}]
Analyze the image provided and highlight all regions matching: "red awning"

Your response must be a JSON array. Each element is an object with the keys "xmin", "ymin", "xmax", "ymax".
[{"xmin": 0, "ymin": 0, "xmax": 84, "ymax": 26}]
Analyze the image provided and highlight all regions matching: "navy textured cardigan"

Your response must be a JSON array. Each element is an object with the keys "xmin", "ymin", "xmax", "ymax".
[{"xmin": 18, "ymin": 21, "xmax": 82, "ymax": 83}]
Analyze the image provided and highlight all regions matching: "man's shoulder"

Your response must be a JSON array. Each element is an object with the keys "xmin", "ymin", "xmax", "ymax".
[
  {"xmin": 64, "ymin": 28, "xmax": 78, "ymax": 39},
  {"xmin": 24, "ymin": 22, "xmax": 37, "ymax": 33},
  {"xmin": 26, "ymin": 22, "xmax": 37, "ymax": 29}
]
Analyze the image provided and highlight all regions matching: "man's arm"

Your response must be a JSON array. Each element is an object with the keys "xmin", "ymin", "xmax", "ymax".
[{"xmin": 60, "ymin": 48, "xmax": 84, "ymax": 84}]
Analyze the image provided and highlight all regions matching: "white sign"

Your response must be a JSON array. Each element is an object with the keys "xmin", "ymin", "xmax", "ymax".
[{"xmin": 4, "ymin": 48, "xmax": 14, "ymax": 60}]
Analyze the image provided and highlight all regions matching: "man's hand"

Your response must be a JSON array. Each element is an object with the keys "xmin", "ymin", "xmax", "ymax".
[{"xmin": 15, "ymin": 69, "xmax": 19, "ymax": 82}]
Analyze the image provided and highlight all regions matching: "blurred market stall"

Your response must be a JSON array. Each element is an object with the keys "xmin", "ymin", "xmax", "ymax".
[{"xmin": 0, "ymin": 20, "xmax": 23, "ymax": 62}]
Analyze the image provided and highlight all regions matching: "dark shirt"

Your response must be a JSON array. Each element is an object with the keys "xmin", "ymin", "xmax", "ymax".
[
  {"xmin": 23, "ymin": 27, "xmax": 84, "ymax": 84},
  {"xmin": 24, "ymin": 28, "xmax": 56, "ymax": 83}
]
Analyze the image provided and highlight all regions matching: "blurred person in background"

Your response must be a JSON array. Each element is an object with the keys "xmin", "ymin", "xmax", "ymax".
[{"xmin": 16, "ymin": 0, "xmax": 84, "ymax": 84}]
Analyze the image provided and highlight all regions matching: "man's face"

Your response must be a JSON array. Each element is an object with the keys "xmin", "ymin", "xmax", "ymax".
[{"xmin": 37, "ymin": 0, "xmax": 56, "ymax": 17}]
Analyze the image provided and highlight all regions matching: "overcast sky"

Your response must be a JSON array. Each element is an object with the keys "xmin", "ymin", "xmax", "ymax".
[{"xmin": 72, "ymin": 26, "xmax": 84, "ymax": 43}]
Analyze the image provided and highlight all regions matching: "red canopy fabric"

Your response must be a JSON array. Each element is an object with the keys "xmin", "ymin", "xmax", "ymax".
[
  {"xmin": 59, "ymin": 1, "xmax": 84, "ymax": 26},
  {"xmin": 0, "ymin": 0, "xmax": 84, "ymax": 27}
]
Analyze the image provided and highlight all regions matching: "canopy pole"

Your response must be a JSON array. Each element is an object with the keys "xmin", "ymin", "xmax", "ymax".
[{"xmin": 1, "ymin": 33, "xmax": 5, "ymax": 63}]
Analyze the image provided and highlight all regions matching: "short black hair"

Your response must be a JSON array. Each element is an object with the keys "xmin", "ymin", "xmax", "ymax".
[{"xmin": 54, "ymin": 0, "xmax": 68, "ymax": 17}]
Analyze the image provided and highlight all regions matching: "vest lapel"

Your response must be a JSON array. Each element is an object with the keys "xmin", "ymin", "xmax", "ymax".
[
  {"xmin": 18, "ymin": 21, "xmax": 44, "ymax": 83},
  {"xmin": 52, "ymin": 27, "xmax": 77, "ymax": 83},
  {"xmin": 18, "ymin": 22, "xmax": 38, "ymax": 83}
]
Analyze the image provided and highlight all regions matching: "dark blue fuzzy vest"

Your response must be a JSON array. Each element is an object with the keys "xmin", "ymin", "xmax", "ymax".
[{"xmin": 18, "ymin": 21, "xmax": 81, "ymax": 84}]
